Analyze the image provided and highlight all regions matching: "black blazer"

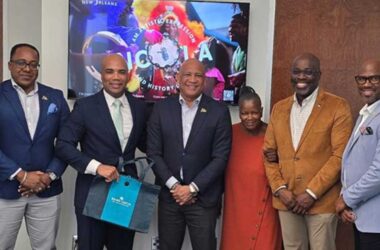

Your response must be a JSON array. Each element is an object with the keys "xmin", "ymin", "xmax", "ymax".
[
  {"xmin": 147, "ymin": 95, "xmax": 232, "ymax": 207},
  {"xmin": 56, "ymin": 90, "xmax": 147, "ymax": 209}
]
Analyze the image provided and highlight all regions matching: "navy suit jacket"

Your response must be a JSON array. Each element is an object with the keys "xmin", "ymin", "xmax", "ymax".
[
  {"xmin": 147, "ymin": 95, "xmax": 232, "ymax": 207},
  {"xmin": 55, "ymin": 90, "xmax": 147, "ymax": 209},
  {"xmin": 0, "ymin": 80, "xmax": 69, "ymax": 199}
]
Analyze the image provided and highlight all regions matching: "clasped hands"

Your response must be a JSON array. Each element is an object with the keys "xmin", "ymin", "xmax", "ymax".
[
  {"xmin": 170, "ymin": 184, "xmax": 197, "ymax": 206},
  {"xmin": 335, "ymin": 195, "xmax": 356, "ymax": 223},
  {"xmin": 17, "ymin": 170, "xmax": 52, "ymax": 197},
  {"xmin": 277, "ymin": 189, "xmax": 315, "ymax": 215}
]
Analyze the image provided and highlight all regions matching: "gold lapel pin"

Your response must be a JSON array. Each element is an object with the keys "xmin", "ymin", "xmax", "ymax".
[
  {"xmin": 200, "ymin": 108, "xmax": 207, "ymax": 113},
  {"xmin": 42, "ymin": 95, "xmax": 48, "ymax": 101}
]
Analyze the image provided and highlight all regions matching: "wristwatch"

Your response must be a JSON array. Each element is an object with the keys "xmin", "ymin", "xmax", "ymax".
[
  {"xmin": 189, "ymin": 183, "xmax": 198, "ymax": 196},
  {"xmin": 47, "ymin": 172, "xmax": 57, "ymax": 181}
]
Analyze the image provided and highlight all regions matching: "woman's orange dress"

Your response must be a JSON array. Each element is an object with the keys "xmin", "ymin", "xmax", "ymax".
[{"xmin": 221, "ymin": 123, "xmax": 282, "ymax": 250}]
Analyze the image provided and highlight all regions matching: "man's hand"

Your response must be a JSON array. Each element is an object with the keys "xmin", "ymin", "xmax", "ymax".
[
  {"xmin": 263, "ymin": 148, "xmax": 279, "ymax": 163},
  {"xmin": 171, "ymin": 185, "xmax": 193, "ymax": 205},
  {"xmin": 335, "ymin": 195, "xmax": 347, "ymax": 215},
  {"xmin": 293, "ymin": 192, "xmax": 315, "ymax": 215},
  {"xmin": 340, "ymin": 209, "xmax": 356, "ymax": 223},
  {"xmin": 277, "ymin": 189, "xmax": 296, "ymax": 210},
  {"xmin": 40, "ymin": 173, "xmax": 52, "ymax": 188},
  {"xmin": 96, "ymin": 164, "xmax": 119, "ymax": 182},
  {"xmin": 17, "ymin": 171, "xmax": 46, "ymax": 191}
]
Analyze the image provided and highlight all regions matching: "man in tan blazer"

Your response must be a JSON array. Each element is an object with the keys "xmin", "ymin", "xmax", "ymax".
[{"xmin": 264, "ymin": 53, "xmax": 353, "ymax": 250}]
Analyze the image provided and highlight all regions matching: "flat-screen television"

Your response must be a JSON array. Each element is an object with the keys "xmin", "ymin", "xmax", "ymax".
[{"xmin": 68, "ymin": 0, "xmax": 250, "ymax": 105}]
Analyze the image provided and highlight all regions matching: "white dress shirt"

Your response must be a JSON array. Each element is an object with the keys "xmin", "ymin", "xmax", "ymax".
[{"xmin": 85, "ymin": 90, "xmax": 133, "ymax": 175}]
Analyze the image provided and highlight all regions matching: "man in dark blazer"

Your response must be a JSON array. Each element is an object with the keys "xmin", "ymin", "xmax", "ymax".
[
  {"xmin": 55, "ymin": 54, "xmax": 147, "ymax": 250},
  {"xmin": 147, "ymin": 58, "xmax": 232, "ymax": 250},
  {"xmin": 0, "ymin": 43, "xmax": 69, "ymax": 249}
]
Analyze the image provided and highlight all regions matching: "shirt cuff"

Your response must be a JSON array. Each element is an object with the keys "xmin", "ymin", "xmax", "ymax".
[
  {"xmin": 85, "ymin": 159, "xmax": 101, "ymax": 175},
  {"xmin": 274, "ymin": 185, "xmax": 287, "ymax": 196},
  {"xmin": 306, "ymin": 188, "xmax": 318, "ymax": 200},
  {"xmin": 190, "ymin": 182, "xmax": 199, "ymax": 192},
  {"xmin": 9, "ymin": 168, "xmax": 22, "ymax": 180},
  {"xmin": 165, "ymin": 176, "xmax": 179, "ymax": 189}
]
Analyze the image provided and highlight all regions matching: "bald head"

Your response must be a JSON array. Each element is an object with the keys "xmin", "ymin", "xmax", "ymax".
[
  {"xmin": 179, "ymin": 58, "xmax": 205, "ymax": 75},
  {"xmin": 101, "ymin": 54, "xmax": 128, "ymax": 71},
  {"xmin": 292, "ymin": 53, "xmax": 320, "ymax": 71},
  {"xmin": 358, "ymin": 59, "xmax": 380, "ymax": 76}
]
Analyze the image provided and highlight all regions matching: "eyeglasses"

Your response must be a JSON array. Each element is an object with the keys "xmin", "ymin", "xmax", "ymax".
[
  {"xmin": 291, "ymin": 69, "xmax": 319, "ymax": 77},
  {"xmin": 355, "ymin": 75, "xmax": 380, "ymax": 85},
  {"xmin": 10, "ymin": 60, "xmax": 40, "ymax": 70}
]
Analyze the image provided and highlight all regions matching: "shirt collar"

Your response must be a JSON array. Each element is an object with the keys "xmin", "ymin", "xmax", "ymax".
[
  {"xmin": 103, "ymin": 89, "xmax": 128, "ymax": 107},
  {"xmin": 293, "ymin": 87, "xmax": 319, "ymax": 107},
  {"xmin": 11, "ymin": 78, "xmax": 38, "ymax": 95},
  {"xmin": 359, "ymin": 99, "xmax": 380, "ymax": 116},
  {"xmin": 179, "ymin": 94, "xmax": 202, "ymax": 107}
]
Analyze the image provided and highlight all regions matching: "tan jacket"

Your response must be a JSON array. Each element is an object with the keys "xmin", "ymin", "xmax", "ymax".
[{"xmin": 264, "ymin": 89, "xmax": 353, "ymax": 214}]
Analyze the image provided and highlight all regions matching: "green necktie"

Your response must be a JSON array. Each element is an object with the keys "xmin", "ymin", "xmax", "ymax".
[{"xmin": 112, "ymin": 99, "xmax": 124, "ymax": 148}]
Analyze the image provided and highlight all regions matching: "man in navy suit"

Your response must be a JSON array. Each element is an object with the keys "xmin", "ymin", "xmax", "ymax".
[
  {"xmin": 0, "ymin": 43, "xmax": 70, "ymax": 249},
  {"xmin": 147, "ymin": 58, "xmax": 232, "ymax": 250},
  {"xmin": 56, "ymin": 54, "xmax": 147, "ymax": 250},
  {"xmin": 336, "ymin": 59, "xmax": 380, "ymax": 250}
]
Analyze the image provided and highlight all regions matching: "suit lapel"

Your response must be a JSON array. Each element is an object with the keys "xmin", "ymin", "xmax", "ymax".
[
  {"xmin": 282, "ymin": 97, "xmax": 295, "ymax": 153},
  {"xmin": 124, "ymin": 92, "xmax": 137, "ymax": 152},
  {"xmin": 185, "ymin": 96, "xmax": 208, "ymax": 150},
  {"xmin": 348, "ymin": 103, "xmax": 380, "ymax": 151},
  {"xmin": 296, "ymin": 89, "xmax": 324, "ymax": 152},
  {"xmin": 170, "ymin": 97, "xmax": 184, "ymax": 149},
  {"xmin": 3, "ymin": 81, "xmax": 31, "ymax": 139},
  {"xmin": 96, "ymin": 91, "xmax": 122, "ymax": 152},
  {"xmin": 34, "ymin": 84, "xmax": 48, "ymax": 140}
]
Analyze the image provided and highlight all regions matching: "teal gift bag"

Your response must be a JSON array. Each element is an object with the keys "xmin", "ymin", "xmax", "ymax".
[{"xmin": 82, "ymin": 157, "xmax": 161, "ymax": 233}]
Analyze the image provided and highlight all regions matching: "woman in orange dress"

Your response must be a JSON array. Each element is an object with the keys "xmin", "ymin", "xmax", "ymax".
[{"xmin": 221, "ymin": 86, "xmax": 282, "ymax": 250}]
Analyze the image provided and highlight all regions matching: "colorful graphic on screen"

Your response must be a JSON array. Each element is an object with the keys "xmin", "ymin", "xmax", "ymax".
[{"xmin": 68, "ymin": 0, "xmax": 249, "ymax": 104}]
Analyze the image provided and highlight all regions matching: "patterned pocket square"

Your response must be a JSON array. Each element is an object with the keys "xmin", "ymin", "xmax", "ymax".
[
  {"xmin": 360, "ymin": 126, "xmax": 373, "ymax": 135},
  {"xmin": 47, "ymin": 103, "xmax": 58, "ymax": 115}
]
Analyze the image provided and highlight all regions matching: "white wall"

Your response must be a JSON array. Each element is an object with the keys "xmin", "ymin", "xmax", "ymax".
[{"xmin": 3, "ymin": 0, "xmax": 275, "ymax": 249}]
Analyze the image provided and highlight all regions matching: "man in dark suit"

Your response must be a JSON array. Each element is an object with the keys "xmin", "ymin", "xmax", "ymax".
[
  {"xmin": 147, "ymin": 58, "xmax": 232, "ymax": 250},
  {"xmin": 55, "ymin": 54, "xmax": 147, "ymax": 250},
  {"xmin": 0, "ymin": 43, "xmax": 70, "ymax": 249}
]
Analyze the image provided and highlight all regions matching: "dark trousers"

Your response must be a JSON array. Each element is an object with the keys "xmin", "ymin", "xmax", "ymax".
[
  {"xmin": 354, "ymin": 224, "xmax": 380, "ymax": 250},
  {"xmin": 76, "ymin": 209, "xmax": 135, "ymax": 250},
  {"xmin": 158, "ymin": 200, "xmax": 219, "ymax": 250}
]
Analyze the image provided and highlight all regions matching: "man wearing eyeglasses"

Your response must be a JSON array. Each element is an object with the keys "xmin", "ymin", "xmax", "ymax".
[
  {"xmin": 336, "ymin": 59, "xmax": 380, "ymax": 250},
  {"xmin": 263, "ymin": 53, "xmax": 353, "ymax": 250},
  {"xmin": 0, "ymin": 43, "xmax": 70, "ymax": 249}
]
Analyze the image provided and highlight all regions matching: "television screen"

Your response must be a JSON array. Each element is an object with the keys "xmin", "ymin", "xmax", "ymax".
[{"xmin": 68, "ymin": 0, "xmax": 250, "ymax": 104}]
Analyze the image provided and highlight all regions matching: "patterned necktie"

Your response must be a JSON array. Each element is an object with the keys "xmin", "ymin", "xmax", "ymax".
[{"xmin": 112, "ymin": 99, "xmax": 124, "ymax": 148}]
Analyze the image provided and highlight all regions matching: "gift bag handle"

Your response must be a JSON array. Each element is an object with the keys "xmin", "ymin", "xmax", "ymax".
[{"xmin": 118, "ymin": 156, "xmax": 155, "ymax": 181}]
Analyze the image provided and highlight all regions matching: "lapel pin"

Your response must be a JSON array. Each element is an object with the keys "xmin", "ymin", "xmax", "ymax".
[
  {"xmin": 42, "ymin": 95, "xmax": 48, "ymax": 101},
  {"xmin": 200, "ymin": 108, "xmax": 207, "ymax": 113}
]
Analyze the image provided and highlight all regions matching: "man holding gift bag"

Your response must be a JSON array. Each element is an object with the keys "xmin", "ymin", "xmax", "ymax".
[
  {"xmin": 56, "ymin": 54, "xmax": 147, "ymax": 250},
  {"xmin": 336, "ymin": 59, "xmax": 380, "ymax": 250},
  {"xmin": 0, "ymin": 43, "xmax": 70, "ymax": 250}
]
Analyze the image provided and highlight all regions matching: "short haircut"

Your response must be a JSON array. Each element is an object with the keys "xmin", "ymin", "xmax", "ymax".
[{"xmin": 10, "ymin": 43, "xmax": 40, "ymax": 61}]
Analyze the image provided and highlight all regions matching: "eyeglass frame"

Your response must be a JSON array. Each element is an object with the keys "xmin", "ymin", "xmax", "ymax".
[
  {"xmin": 354, "ymin": 75, "xmax": 380, "ymax": 85},
  {"xmin": 9, "ymin": 59, "xmax": 40, "ymax": 70}
]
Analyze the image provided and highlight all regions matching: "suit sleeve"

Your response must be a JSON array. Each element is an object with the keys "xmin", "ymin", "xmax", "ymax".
[
  {"xmin": 147, "ymin": 103, "xmax": 175, "ymax": 184},
  {"xmin": 307, "ymin": 99, "xmax": 353, "ymax": 198},
  {"xmin": 45, "ymin": 91, "xmax": 70, "ymax": 177},
  {"xmin": 0, "ymin": 152, "xmax": 20, "ymax": 181},
  {"xmin": 192, "ymin": 105, "xmax": 232, "ymax": 192},
  {"xmin": 343, "ymin": 125, "xmax": 380, "ymax": 209},
  {"xmin": 55, "ymin": 100, "xmax": 93, "ymax": 173},
  {"xmin": 264, "ymin": 104, "xmax": 288, "ymax": 192}
]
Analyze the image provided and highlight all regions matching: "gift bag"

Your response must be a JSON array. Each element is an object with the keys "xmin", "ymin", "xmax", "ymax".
[{"xmin": 82, "ymin": 157, "xmax": 161, "ymax": 233}]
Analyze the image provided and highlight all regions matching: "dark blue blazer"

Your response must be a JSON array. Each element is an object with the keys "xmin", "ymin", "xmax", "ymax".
[
  {"xmin": 147, "ymin": 95, "xmax": 232, "ymax": 207},
  {"xmin": 55, "ymin": 90, "xmax": 147, "ymax": 209},
  {"xmin": 0, "ymin": 80, "xmax": 70, "ymax": 199}
]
